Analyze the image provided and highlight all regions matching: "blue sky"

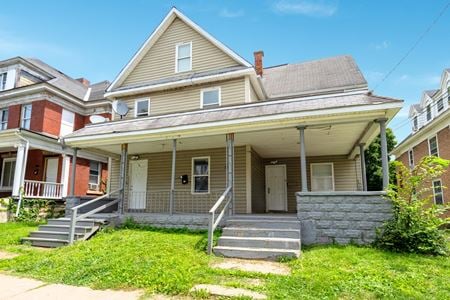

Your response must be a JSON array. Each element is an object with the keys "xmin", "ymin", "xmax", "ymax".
[{"xmin": 1, "ymin": 1, "xmax": 449, "ymax": 142}]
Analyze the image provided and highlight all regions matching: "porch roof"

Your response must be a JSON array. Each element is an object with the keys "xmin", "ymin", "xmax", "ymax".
[{"xmin": 63, "ymin": 92, "xmax": 402, "ymax": 149}]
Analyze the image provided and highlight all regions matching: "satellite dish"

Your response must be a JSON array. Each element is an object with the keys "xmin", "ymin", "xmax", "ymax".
[
  {"xmin": 89, "ymin": 115, "xmax": 108, "ymax": 124},
  {"xmin": 112, "ymin": 100, "xmax": 129, "ymax": 118}
]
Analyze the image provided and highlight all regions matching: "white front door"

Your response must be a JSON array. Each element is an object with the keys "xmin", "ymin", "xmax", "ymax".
[
  {"xmin": 129, "ymin": 160, "xmax": 148, "ymax": 210},
  {"xmin": 45, "ymin": 158, "xmax": 58, "ymax": 182},
  {"xmin": 265, "ymin": 165, "xmax": 288, "ymax": 212}
]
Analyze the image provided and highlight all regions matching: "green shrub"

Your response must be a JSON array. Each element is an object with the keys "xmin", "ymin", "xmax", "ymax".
[
  {"xmin": 1, "ymin": 197, "xmax": 61, "ymax": 223},
  {"xmin": 374, "ymin": 156, "xmax": 450, "ymax": 255}
]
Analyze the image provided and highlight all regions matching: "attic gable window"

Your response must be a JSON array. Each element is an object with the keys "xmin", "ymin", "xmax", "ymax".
[
  {"xmin": 413, "ymin": 115, "xmax": 418, "ymax": 131},
  {"xmin": 426, "ymin": 104, "xmax": 432, "ymax": 121},
  {"xmin": 0, "ymin": 72, "xmax": 7, "ymax": 91},
  {"xmin": 437, "ymin": 98, "xmax": 444, "ymax": 112},
  {"xmin": 176, "ymin": 42, "xmax": 192, "ymax": 73}
]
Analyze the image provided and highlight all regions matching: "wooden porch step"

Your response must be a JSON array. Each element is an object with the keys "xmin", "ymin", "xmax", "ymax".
[{"xmin": 213, "ymin": 246, "xmax": 300, "ymax": 260}]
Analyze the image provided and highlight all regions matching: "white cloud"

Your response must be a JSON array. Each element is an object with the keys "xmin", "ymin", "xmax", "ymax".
[
  {"xmin": 272, "ymin": 0, "xmax": 338, "ymax": 17},
  {"xmin": 219, "ymin": 8, "xmax": 245, "ymax": 18},
  {"xmin": 374, "ymin": 40, "xmax": 390, "ymax": 50}
]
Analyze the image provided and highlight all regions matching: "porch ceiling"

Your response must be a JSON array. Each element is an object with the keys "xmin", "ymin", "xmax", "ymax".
[{"xmin": 89, "ymin": 121, "xmax": 369, "ymax": 158}]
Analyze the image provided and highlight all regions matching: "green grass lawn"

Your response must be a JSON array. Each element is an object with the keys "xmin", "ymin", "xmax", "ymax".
[{"xmin": 0, "ymin": 222, "xmax": 449, "ymax": 299}]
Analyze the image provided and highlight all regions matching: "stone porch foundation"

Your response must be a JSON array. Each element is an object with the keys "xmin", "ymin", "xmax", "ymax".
[{"xmin": 297, "ymin": 191, "xmax": 392, "ymax": 245}]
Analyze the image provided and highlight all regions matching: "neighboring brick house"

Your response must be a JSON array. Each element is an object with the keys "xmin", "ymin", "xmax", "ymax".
[
  {"xmin": 0, "ymin": 57, "xmax": 111, "ymax": 200},
  {"xmin": 392, "ymin": 68, "xmax": 450, "ymax": 215}
]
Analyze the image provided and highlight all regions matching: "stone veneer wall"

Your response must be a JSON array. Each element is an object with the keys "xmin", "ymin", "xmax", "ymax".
[{"xmin": 297, "ymin": 192, "xmax": 392, "ymax": 245}]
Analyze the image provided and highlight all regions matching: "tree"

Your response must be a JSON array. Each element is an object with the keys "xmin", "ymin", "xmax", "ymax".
[{"xmin": 364, "ymin": 128, "xmax": 397, "ymax": 191}]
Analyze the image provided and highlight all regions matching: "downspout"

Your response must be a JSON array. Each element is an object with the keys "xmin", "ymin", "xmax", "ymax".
[{"xmin": 14, "ymin": 131, "xmax": 30, "ymax": 217}]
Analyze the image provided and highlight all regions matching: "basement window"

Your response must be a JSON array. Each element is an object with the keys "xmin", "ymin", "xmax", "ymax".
[
  {"xmin": 176, "ymin": 42, "xmax": 192, "ymax": 73},
  {"xmin": 433, "ymin": 179, "xmax": 444, "ymax": 205},
  {"xmin": 0, "ymin": 108, "xmax": 8, "ymax": 130},
  {"xmin": 192, "ymin": 157, "xmax": 209, "ymax": 193},
  {"xmin": 311, "ymin": 163, "xmax": 335, "ymax": 192}
]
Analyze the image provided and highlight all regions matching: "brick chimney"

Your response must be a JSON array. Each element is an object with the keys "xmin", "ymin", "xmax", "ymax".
[
  {"xmin": 76, "ymin": 77, "xmax": 90, "ymax": 86},
  {"xmin": 253, "ymin": 50, "xmax": 264, "ymax": 76}
]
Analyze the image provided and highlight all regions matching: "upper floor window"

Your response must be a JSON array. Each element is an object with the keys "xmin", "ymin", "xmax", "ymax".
[
  {"xmin": 0, "ymin": 108, "xmax": 8, "ymax": 130},
  {"xmin": 201, "ymin": 87, "xmax": 221, "ymax": 108},
  {"xmin": 413, "ymin": 115, "xmax": 418, "ymax": 131},
  {"xmin": 21, "ymin": 104, "xmax": 32, "ymax": 130},
  {"xmin": 426, "ymin": 104, "xmax": 432, "ymax": 121},
  {"xmin": 408, "ymin": 149, "xmax": 414, "ymax": 168},
  {"xmin": 311, "ymin": 163, "xmax": 335, "ymax": 191},
  {"xmin": 60, "ymin": 109, "xmax": 75, "ymax": 136},
  {"xmin": 134, "ymin": 99, "xmax": 150, "ymax": 117},
  {"xmin": 88, "ymin": 161, "xmax": 101, "ymax": 191},
  {"xmin": 0, "ymin": 158, "xmax": 16, "ymax": 188},
  {"xmin": 0, "ymin": 72, "xmax": 7, "ymax": 91},
  {"xmin": 437, "ymin": 98, "xmax": 444, "ymax": 112},
  {"xmin": 428, "ymin": 136, "xmax": 439, "ymax": 157},
  {"xmin": 176, "ymin": 42, "xmax": 192, "ymax": 73},
  {"xmin": 432, "ymin": 179, "xmax": 444, "ymax": 205},
  {"xmin": 192, "ymin": 157, "xmax": 209, "ymax": 194}
]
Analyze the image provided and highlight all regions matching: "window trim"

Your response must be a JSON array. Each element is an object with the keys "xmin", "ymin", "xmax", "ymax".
[
  {"xmin": 0, "ymin": 157, "xmax": 16, "ymax": 189},
  {"xmin": 0, "ymin": 108, "xmax": 8, "ymax": 130},
  {"xmin": 432, "ymin": 179, "xmax": 444, "ymax": 205},
  {"xmin": 21, "ymin": 104, "xmax": 32, "ymax": 130},
  {"xmin": 191, "ymin": 156, "xmax": 210, "ymax": 194},
  {"xmin": 134, "ymin": 98, "xmax": 151, "ymax": 117},
  {"xmin": 426, "ymin": 104, "xmax": 432, "ymax": 121},
  {"xmin": 0, "ymin": 72, "xmax": 7, "ymax": 91},
  {"xmin": 175, "ymin": 41, "xmax": 192, "ymax": 73},
  {"xmin": 428, "ymin": 135, "xmax": 439, "ymax": 157},
  {"xmin": 412, "ymin": 115, "xmax": 418, "ymax": 131},
  {"xmin": 88, "ymin": 160, "xmax": 102, "ymax": 191},
  {"xmin": 200, "ymin": 87, "xmax": 221, "ymax": 108},
  {"xmin": 408, "ymin": 149, "xmax": 414, "ymax": 168},
  {"xmin": 436, "ymin": 98, "xmax": 444, "ymax": 112},
  {"xmin": 60, "ymin": 109, "xmax": 75, "ymax": 136},
  {"xmin": 310, "ymin": 162, "xmax": 335, "ymax": 192}
]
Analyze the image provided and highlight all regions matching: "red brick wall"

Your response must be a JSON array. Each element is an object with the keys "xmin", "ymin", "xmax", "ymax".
[
  {"xmin": 42, "ymin": 101, "xmax": 62, "ymax": 136},
  {"xmin": 67, "ymin": 158, "xmax": 109, "ymax": 196},
  {"xmin": 7, "ymin": 104, "xmax": 21, "ymax": 129}
]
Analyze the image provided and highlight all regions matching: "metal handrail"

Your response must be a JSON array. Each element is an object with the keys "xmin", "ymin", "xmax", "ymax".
[
  {"xmin": 68, "ymin": 188, "xmax": 122, "ymax": 244},
  {"xmin": 207, "ymin": 186, "xmax": 232, "ymax": 254}
]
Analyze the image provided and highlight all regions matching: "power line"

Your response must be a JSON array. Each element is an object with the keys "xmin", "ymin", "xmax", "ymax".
[{"xmin": 373, "ymin": 1, "xmax": 450, "ymax": 92}]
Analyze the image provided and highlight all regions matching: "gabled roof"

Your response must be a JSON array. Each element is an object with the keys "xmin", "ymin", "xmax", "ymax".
[
  {"xmin": 419, "ymin": 89, "xmax": 438, "ymax": 107},
  {"xmin": 261, "ymin": 56, "xmax": 367, "ymax": 99},
  {"xmin": 107, "ymin": 7, "xmax": 252, "ymax": 92},
  {"xmin": 409, "ymin": 104, "xmax": 421, "ymax": 117}
]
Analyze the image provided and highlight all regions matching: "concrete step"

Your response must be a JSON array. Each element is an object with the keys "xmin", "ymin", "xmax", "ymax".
[
  {"xmin": 21, "ymin": 237, "xmax": 68, "ymax": 248},
  {"xmin": 217, "ymin": 236, "xmax": 300, "ymax": 249},
  {"xmin": 47, "ymin": 218, "xmax": 95, "ymax": 227},
  {"xmin": 213, "ymin": 246, "xmax": 300, "ymax": 260},
  {"xmin": 38, "ymin": 225, "xmax": 92, "ymax": 234},
  {"xmin": 225, "ymin": 219, "xmax": 301, "ymax": 230},
  {"xmin": 222, "ymin": 227, "xmax": 300, "ymax": 239},
  {"xmin": 30, "ymin": 231, "xmax": 85, "ymax": 240}
]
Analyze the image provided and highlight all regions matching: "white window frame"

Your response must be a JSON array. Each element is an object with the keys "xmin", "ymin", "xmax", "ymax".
[
  {"xmin": 175, "ymin": 42, "xmax": 192, "ymax": 73},
  {"xmin": 0, "ymin": 108, "xmax": 8, "ymax": 130},
  {"xmin": 0, "ymin": 157, "xmax": 16, "ymax": 189},
  {"xmin": 60, "ymin": 109, "xmax": 75, "ymax": 136},
  {"xmin": 88, "ymin": 161, "xmax": 102, "ymax": 191},
  {"xmin": 134, "ymin": 98, "xmax": 150, "ymax": 117},
  {"xmin": 21, "ymin": 104, "xmax": 32, "ymax": 130},
  {"xmin": 408, "ymin": 149, "xmax": 414, "ymax": 168},
  {"xmin": 191, "ymin": 156, "xmax": 210, "ymax": 194},
  {"xmin": 310, "ymin": 162, "xmax": 335, "ymax": 192},
  {"xmin": 426, "ymin": 104, "xmax": 432, "ymax": 121},
  {"xmin": 436, "ymin": 98, "xmax": 444, "ymax": 112},
  {"xmin": 412, "ymin": 115, "xmax": 418, "ymax": 131},
  {"xmin": 0, "ymin": 72, "xmax": 7, "ymax": 91},
  {"xmin": 428, "ymin": 135, "xmax": 439, "ymax": 157},
  {"xmin": 200, "ymin": 87, "xmax": 221, "ymax": 108},
  {"xmin": 432, "ymin": 179, "xmax": 444, "ymax": 205}
]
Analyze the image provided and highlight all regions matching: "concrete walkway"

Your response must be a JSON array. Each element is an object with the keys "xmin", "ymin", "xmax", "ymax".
[{"xmin": 0, "ymin": 274, "xmax": 142, "ymax": 300}]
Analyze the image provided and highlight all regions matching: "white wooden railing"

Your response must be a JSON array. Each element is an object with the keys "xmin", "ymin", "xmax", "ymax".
[
  {"xmin": 68, "ymin": 188, "xmax": 122, "ymax": 244},
  {"xmin": 23, "ymin": 180, "xmax": 63, "ymax": 199},
  {"xmin": 207, "ymin": 186, "xmax": 232, "ymax": 254}
]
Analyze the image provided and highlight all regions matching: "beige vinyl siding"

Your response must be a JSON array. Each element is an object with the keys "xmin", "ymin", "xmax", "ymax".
[
  {"xmin": 251, "ymin": 149, "xmax": 266, "ymax": 213},
  {"xmin": 122, "ymin": 17, "xmax": 240, "ymax": 87},
  {"xmin": 119, "ymin": 146, "xmax": 247, "ymax": 214},
  {"xmin": 109, "ymin": 158, "xmax": 121, "ymax": 192},
  {"xmin": 117, "ymin": 78, "xmax": 246, "ymax": 120}
]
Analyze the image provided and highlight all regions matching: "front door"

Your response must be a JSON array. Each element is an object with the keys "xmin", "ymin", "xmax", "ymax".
[
  {"xmin": 45, "ymin": 158, "xmax": 58, "ymax": 182},
  {"xmin": 265, "ymin": 165, "xmax": 288, "ymax": 212},
  {"xmin": 129, "ymin": 160, "xmax": 148, "ymax": 210}
]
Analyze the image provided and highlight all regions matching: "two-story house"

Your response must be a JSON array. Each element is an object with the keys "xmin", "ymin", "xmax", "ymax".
[
  {"xmin": 0, "ymin": 57, "xmax": 111, "ymax": 201},
  {"xmin": 392, "ymin": 68, "xmax": 449, "ymax": 214},
  {"xmin": 62, "ymin": 8, "xmax": 402, "ymax": 258}
]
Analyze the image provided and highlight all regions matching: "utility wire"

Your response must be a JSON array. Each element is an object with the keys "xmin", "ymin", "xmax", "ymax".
[{"xmin": 373, "ymin": 1, "xmax": 450, "ymax": 92}]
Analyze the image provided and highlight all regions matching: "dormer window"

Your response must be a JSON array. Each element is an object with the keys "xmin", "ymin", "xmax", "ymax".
[
  {"xmin": 426, "ymin": 104, "xmax": 432, "ymax": 121},
  {"xmin": 0, "ymin": 72, "xmax": 7, "ymax": 91},
  {"xmin": 437, "ymin": 98, "xmax": 444, "ymax": 112},
  {"xmin": 176, "ymin": 42, "xmax": 192, "ymax": 73},
  {"xmin": 413, "ymin": 115, "xmax": 418, "ymax": 131}
]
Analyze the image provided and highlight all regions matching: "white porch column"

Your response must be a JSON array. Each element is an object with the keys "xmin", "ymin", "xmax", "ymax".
[
  {"xmin": 69, "ymin": 148, "xmax": 78, "ymax": 196},
  {"xmin": 60, "ymin": 154, "xmax": 71, "ymax": 197},
  {"xmin": 119, "ymin": 143, "xmax": 128, "ymax": 214},
  {"xmin": 359, "ymin": 143, "xmax": 368, "ymax": 191},
  {"xmin": 226, "ymin": 133, "xmax": 235, "ymax": 215},
  {"xmin": 377, "ymin": 118, "xmax": 389, "ymax": 190},
  {"xmin": 169, "ymin": 139, "xmax": 176, "ymax": 215},
  {"xmin": 12, "ymin": 142, "xmax": 28, "ymax": 197},
  {"xmin": 297, "ymin": 126, "xmax": 308, "ymax": 192}
]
